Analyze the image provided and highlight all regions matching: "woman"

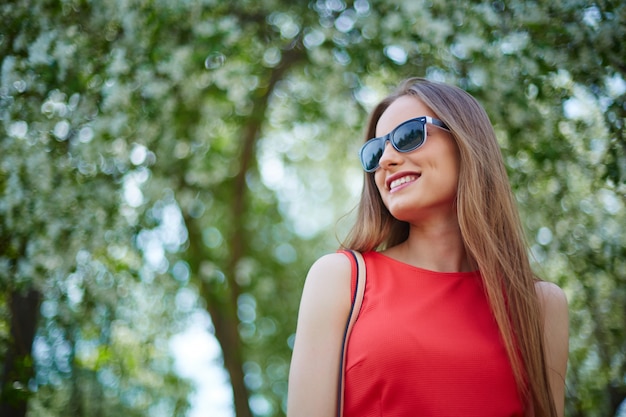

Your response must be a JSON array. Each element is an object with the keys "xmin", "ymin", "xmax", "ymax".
[{"xmin": 287, "ymin": 78, "xmax": 569, "ymax": 416}]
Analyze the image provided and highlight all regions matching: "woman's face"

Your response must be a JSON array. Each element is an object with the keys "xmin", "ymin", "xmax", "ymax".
[{"xmin": 373, "ymin": 95, "xmax": 460, "ymax": 225}]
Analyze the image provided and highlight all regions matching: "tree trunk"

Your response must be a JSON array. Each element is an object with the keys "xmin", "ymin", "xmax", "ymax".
[
  {"xmin": 0, "ymin": 288, "xmax": 41, "ymax": 417},
  {"xmin": 178, "ymin": 43, "xmax": 305, "ymax": 417}
]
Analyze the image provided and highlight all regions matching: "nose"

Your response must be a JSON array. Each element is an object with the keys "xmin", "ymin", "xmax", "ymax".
[{"xmin": 378, "ymin": 140, "xmax": 402, "ymax": 170}]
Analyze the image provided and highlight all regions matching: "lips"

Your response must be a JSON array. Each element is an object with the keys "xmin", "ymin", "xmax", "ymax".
[{"xmin": 388, "ymin": 174, "xmax": 420, "ymax": 191}]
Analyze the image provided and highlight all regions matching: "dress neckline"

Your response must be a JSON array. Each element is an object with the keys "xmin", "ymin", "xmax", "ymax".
[{"xmin": 369, "ymin": 251, "xmax": 481, "ymax": 278}]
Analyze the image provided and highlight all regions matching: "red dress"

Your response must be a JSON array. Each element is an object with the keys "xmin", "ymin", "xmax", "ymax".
[{"xmin": 342, "ymin": 251, "xmax": 523, "ymax": 417}]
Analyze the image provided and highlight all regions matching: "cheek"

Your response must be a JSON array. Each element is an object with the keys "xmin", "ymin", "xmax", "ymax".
[
  {"xmin": 374, "ymin": 172, "xmax": 386, "ymax": 194},
  {"xmin": 450, "ymin": 155, "xmax": 461, "ymax": 186},
  {"xmin": 440, "ymin": 164, "xmax": 460, "ymax": 195},
  {"xmin": 440, "ymin": 144, "xmax": 461, "ymax": 184}
]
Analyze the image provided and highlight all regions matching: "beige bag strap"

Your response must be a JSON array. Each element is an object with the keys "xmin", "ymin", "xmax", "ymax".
[{"xmin": 337, "ymin": 250, "xmax": 367, "ymax": 417}]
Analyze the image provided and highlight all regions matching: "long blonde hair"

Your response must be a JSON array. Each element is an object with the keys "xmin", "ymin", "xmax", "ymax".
[{"xmin": 342, "ymin": 77, "xmax": 556, "ymax": 416}]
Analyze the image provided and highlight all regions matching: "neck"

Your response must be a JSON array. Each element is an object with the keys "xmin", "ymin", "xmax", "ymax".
[{"xmin": 389, "ymin": 219, "xmax": 472, "ymax": 273}]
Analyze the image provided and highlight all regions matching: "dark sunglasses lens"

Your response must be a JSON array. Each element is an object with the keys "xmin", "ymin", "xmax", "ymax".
[
  {"xmin": 360, "ymin": 119, "xmax": 427, "ymax": 171},
  {"xmin": 361, "ymin": 139, "xmax": 384, "ymax": 171},
  {"xmin": 393, "ymin": 121, "xmax": 425, "ymax": 151}
]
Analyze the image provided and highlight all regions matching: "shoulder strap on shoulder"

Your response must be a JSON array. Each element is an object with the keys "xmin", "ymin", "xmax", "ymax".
[{"xmin": 337, "ymin": 250, "xmax": 366, "ymax": 417}]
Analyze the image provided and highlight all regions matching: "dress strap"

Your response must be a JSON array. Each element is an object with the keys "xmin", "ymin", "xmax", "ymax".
[{"xmin": 336, "ymin": 250, "xmax": 366, "ymax": 417}]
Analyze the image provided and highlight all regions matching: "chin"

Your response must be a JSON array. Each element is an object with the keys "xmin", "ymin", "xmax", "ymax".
[{"xmin": 387, "ymin": 207, "xmax": 419, "ymax": 223}]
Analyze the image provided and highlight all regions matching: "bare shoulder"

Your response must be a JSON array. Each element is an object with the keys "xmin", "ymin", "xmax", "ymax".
[
  {"xmin": 534, "ymin": 281, "xmax": 569, "ymax": 416},
  {"xmin": 288, "ymin": 252, "xmax": 353, "ymax": 416},
  {"xmin": 534, "ymin": 280, "xmax": 569, "ymax": 335},
  {"xmin": 307, "ymin": 252, "xmax": 352, "ymax": 282},
  {"xmin": 299, "ymin": 252, "xmax": 352, "ymax": 315},
  {"xmin": 535, "ymin": 281, "xmax": 568, "ymax": 313},
  {"xmin": 301, "ymin": 253, "xmax": 352, "ymax": 314},
  {"xmin": 293, "ymin": 252, "xmax": 353, "ymax": 340}
]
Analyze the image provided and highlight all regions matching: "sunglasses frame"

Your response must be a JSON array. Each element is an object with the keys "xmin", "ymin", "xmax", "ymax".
[{"xmin": 359, "ymin": 116, "xmax": 449, "ymax": 172}]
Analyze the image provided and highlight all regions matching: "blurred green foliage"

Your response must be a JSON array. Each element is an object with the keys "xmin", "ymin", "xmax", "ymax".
[{"xmin": 0, "ymin": 0, "xmax": 624, "ymax": 416}]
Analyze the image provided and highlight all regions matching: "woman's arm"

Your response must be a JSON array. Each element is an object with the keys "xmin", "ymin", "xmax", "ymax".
[
  {"xmin": 535, "ymin": 281, "xmax": 569, "ymax": 417},
  {"xmin": 287, "ymin": 253, "xmax": 352, "ymax": 417}
]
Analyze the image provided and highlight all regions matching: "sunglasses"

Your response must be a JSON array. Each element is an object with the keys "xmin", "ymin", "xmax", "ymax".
[{"xmin": 359, "ymin": 116, "xmax": 449, "ymax": 172}]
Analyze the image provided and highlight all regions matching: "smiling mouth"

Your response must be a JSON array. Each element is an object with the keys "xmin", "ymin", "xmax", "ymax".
[{"xmin": 389, "ymin": 175, "xmax": 420, "ymax": 191}]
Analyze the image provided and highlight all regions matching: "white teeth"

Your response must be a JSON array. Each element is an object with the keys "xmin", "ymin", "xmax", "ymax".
[{"xmin": 390, "ymin": 175, "xmax": 418, "ymax": 190}]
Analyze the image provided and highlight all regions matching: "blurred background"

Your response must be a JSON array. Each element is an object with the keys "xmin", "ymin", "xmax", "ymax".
[{"xmin": 1, "ymin": 0, "xmax": 625, "ymax": 416}]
